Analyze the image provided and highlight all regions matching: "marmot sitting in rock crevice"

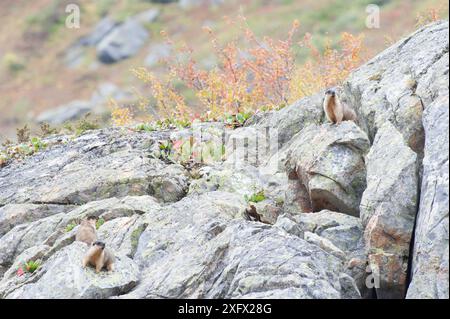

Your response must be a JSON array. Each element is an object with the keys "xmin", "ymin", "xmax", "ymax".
[
  {"xmin": 75, "ymin": 216, "xmax": 98, "ymax": 245},
  {"xmin": 323, "ymin": 88, "xmax": 357, "ymax": 124}
]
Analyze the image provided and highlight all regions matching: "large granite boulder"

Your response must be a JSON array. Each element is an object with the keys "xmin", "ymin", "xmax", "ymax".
[
  {"xmin": 360, "ymin": 122, "xmax": 418, "ymax": 299},
  {"xmin": 407, "ymin": 93, "xmax": 449, "ymax": 299},
  {"xmin": 285, "ymin": 121, "xmax": 370, "ymax": 216}
]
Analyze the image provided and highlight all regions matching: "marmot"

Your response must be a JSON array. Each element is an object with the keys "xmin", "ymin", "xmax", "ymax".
[
  {"xmin": 323, "ymin": 88, "xmax": 357, "ymax": 124},
  {"xmin": 75, "ymin": 216, "xmax": 97, "ymax": 245},
  {"xmin": 82, "ymin": 241, "xmax": 115, "ymax": 273}
]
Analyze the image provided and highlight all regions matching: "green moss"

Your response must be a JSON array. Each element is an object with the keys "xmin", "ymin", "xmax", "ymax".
[
  {"xmin": 96, "ymin": 217, "xmax": 105, "ymax": 230},
  {"xmin": 130, "ymin": 224, "xmax": 147, "ymax": 253}
]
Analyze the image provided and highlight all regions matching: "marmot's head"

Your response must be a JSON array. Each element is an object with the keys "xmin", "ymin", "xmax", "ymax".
[
  {"xmin": 325, "ymin": 88, "xmax": 336, "ymax": 97},
  {"xmin": 92, "ymin": 241, "xmax": 106, "ymax": 250},
  {"xmin": 85, "ymin": 215, "xmax": 98, "ymax": 228}
]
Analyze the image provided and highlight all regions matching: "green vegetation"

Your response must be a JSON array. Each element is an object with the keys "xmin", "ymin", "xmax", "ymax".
[
  {"xmin": 0, "ymin": 125, "xmax": 48, "ymax": 167},
  {"xmin": 135, "ymin": 123, "xmax": 157, "ymax": 132},
  {"xmin": 40, "ymin": 122, "xmax": 59, "ymax": 137},
  {"xmin": 96, "ymin": 217, "xmax": 105, "ymax": 230},
  {"xmin": 25, "ymin": 0, "xmax": 67, "ymax": 39},
  {"xmin": 245, "ymin": 190, "xmax": 266, "ymax": 204},
  {"xmin": 63, "ymin": 113, "xmax": 101, "ymax": 136},
  {"xmin": 65, "ymin": 222, "xmax": 77, "ymax": 232},
  {"xmin": 130, "ymin": 224, "xmax": 147, "ymax": 252},
  {"xmin": 155, "ymin": 140, "xmax": 174, "ymax": 162},
  {"xmin": 2, "ymin": 53, "xmax": 25, "ymax": 74},
  {"xmin": 24, "ymin": 260, "xmax": 40, "ymax": 273}
]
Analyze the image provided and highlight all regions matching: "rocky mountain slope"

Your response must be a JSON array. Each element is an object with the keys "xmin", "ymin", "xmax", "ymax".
[{"xmin": 0, "ymin": 21, "xmax": 448, "ymax": 299}]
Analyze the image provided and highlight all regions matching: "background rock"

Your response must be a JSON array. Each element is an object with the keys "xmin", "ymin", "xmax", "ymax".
[
  {"xmin": 36, "ymin": 100, "xmax": 92, "ymax": 125},
  {"xmin": 97, "ymin": 19, "xmax": 149, "ymax": 64}
]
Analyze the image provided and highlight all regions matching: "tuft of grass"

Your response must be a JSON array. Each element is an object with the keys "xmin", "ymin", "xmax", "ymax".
[
  {"xmin": 16, "ymin": 125, "xmax": 30, "ymax": 144},
  {"xmin": 2, "ymin": 53, "xmax": 25, "ymax": 74},
  {"xmin": 24, "ymin": 260, "xmax": 40, "ymax": 273},
  {"xmin": 245, "ymin": 190, "xmax": 266, "ymax": 203},
  {"xmin": 65, "ymin": 222, "xmax": 77, "ymax": 232},
  {"xmin": 40, "ymin": 122, "xmax": 59, "ymax": 137},
  {"xmin": 135, "ymin": 123, "xmax": 157, "ymax": 132},
  {"xmin": 72, "ymin": 113, "xmax": 101, "ymax": 136},
  {"xmin": 96, "ymin": 217, "xmax": 105, "ymax": 230},
  {"xmin": 75, "ymin": 113, "xmax": 100, "ymax": 136}
]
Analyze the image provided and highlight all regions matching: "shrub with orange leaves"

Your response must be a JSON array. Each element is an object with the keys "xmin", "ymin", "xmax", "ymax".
[
  {"xmin": 110, "ymin": 98, "xmax": 133, "ymax": 127},
  {"xmin": 416, "ymin": 6, "xmax": 443, "ymax": 27},
  {"xmin": 289, "ymin": 32, "xmax": 365, "ymax": 102},
  {"xmin": 131, "ymin": 16, "xmax": 365, "ymax": 127}
]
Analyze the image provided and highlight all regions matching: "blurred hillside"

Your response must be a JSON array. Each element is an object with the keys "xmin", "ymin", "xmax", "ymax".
[{"xmin": 0, "ymin": 0, "xmax": 448, "ymax": 141}]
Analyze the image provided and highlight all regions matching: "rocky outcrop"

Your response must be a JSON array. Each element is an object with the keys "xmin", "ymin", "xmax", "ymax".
[
  {"xmin": 360, "ymin": 122, "xmax": 418, "ymax": 299},
  {"xmin": 407, "ymin": 93, "xmax": 449, "ymax": 299},
  {"xmin": 285, "ymin": 122, "xmax": 370, "ymax": 216},
  {"xmin": 123, "ymin": 192, "xmax": 356, "ymax": 299},
  {"xmin": 78, "ymin": 17, "xmax": 118, "ymax": 47},
  {"xmin": 344, "ymin": 20, "xmax": 449, "ymax": 156},
  {"xmin": 0, "ymin": 203, "xmax": 75, "ymax": 237},
  {"xmin": 0, "ymin": 129, "xmax": 189, "ymax": 205},
  {"xmin": 245, "ymin": 93, "xmax": 323, "ymax": 148}
]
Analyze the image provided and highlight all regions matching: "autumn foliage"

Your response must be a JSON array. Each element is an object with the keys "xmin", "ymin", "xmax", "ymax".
[{"xmin": 115, "ymin": 16, "xmax": 366, "ymax": 127}]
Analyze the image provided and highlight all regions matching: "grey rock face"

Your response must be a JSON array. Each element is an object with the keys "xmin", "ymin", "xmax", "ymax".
[
  {"xmin": 246, "ymin": 93, "xmax": 323, "ymax": 148},
  {"xmin": 407, "ymin": 93, "xmax": 449, "ymax": 299},
  {"xmin": 0, "ymin": 129, "xmax": 188, "ymax": 205},
  {"xmin": 97, "ymin": 19, "xmax": 149, "ymax": 64},
  {"xmin": 285, "ymin": 122, "xmax": 370, "ymax": 216},
  {"xmin": 344, "ymin": 20, "xmax": 449, "ymax": 155},
  {"xmin": 122, "ymin": 192, "xmax": 356, "ymax": 299},
  {"xmin": 360, "ymin": 122, "xmax": 418, "ymax": 299},
  {"xmin": 0, "ymin": 204, "xmax": 75, "ymax": 237},
  {"xmin": 276, "ymin": 211, "xmax": 368, "ymax": 297}
]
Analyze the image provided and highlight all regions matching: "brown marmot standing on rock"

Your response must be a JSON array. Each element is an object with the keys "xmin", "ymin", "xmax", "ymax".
[
  {"xmin": 323, "ymin": 88, "xmax": 357, "ymax": 124},
  {"xmin": 75, "ymin": 216, "xmax": 97, "ymax": 245},
  {"xmin": 82, "ymin": 241, "xmax": 115, "ymax": 273}
]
